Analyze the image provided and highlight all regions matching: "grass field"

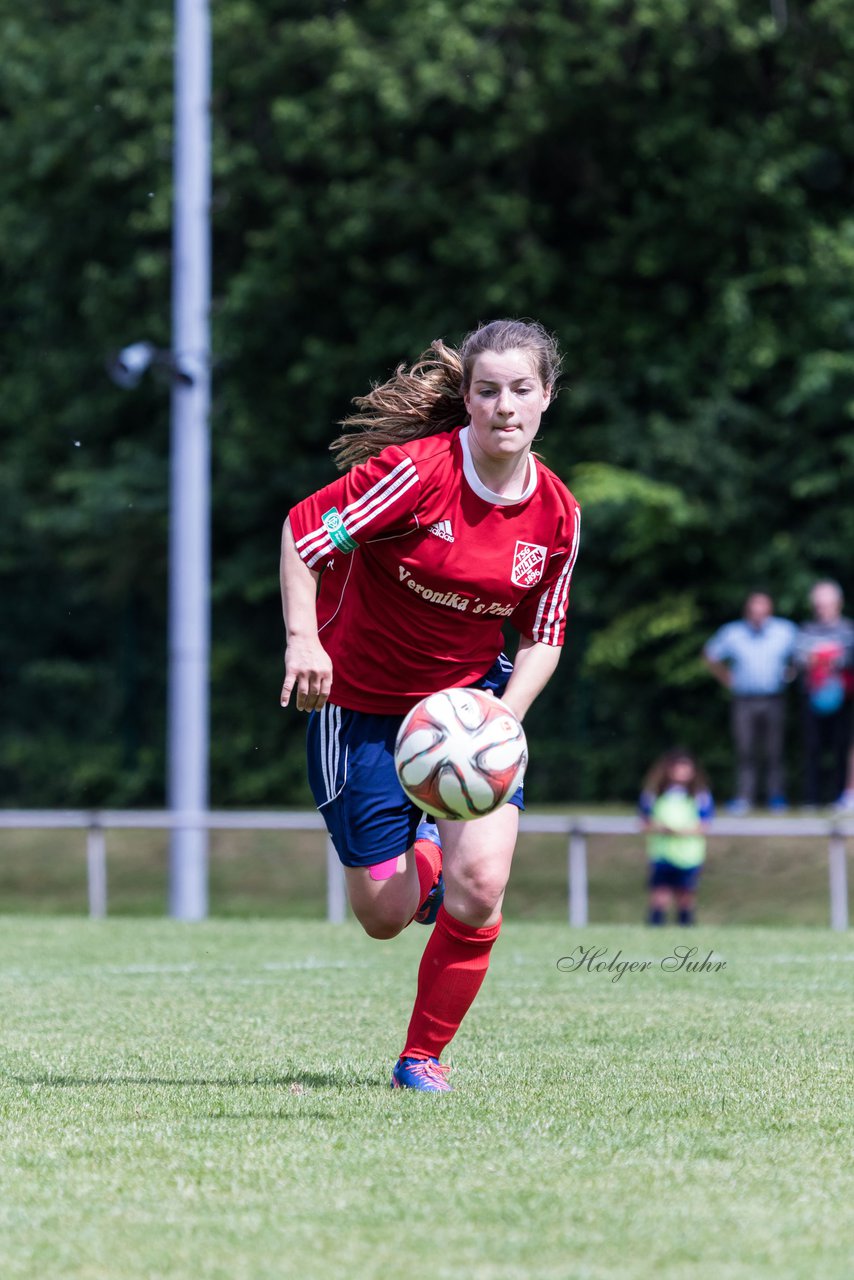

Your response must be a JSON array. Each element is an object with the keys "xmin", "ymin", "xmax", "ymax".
[{"xmin": 1, "ymin": 918, "xmax": 852, "ymax": 1279}]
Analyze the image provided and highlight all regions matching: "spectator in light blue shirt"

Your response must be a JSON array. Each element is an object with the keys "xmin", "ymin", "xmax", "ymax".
[{"xmin": 703, "ymin": 592, "xmax": 797, "ymax": 812}]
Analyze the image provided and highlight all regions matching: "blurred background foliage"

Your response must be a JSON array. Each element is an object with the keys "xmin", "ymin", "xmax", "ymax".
[{"xmin": 2, "ymin": 0, "xmax": 854, "ymax": 806}]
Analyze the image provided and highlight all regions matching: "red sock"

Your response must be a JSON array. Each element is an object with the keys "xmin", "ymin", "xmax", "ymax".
[
  {"xmin": 401, "ymin": 905, "xmax": 502, "ymax": 1061},
  {"xmin": 410, "ymin": 834, "xmax": 443, "ymax": 917}
]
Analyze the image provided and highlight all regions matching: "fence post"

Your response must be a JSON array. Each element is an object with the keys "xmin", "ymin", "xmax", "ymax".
[
  {"xmin": 828, "ymin": 831, "xmax": 849, "ymax": 932},
  {"xmin": 86, "ymin": 823, "xmax": 107, "ymax": 919},
  {"xmin": 326, "ymin": 836, "xmax": 346, "ymax": 924},
  {"xmin": 568, "ymin": 828, "xmax": 588, "ymax": 928}
]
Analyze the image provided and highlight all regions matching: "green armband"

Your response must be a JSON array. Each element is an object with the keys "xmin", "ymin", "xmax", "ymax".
[{"xmin": 321, "ymin": 506, "xmax": 358, "ymax": 553}]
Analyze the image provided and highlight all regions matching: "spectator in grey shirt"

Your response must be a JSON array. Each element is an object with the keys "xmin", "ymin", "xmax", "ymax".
[
  {"xmin": 703, "ymin": 592, "xmax": 797, "ymax": 813},
  {"xmin": 794, "ymin": 580, "xmax": 854, "ymax": 807}
]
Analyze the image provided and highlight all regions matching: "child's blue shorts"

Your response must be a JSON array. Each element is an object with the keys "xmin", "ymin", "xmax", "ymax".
[
  {"xmin": 306, "ymin": 654, "xmax": 525, "ymax": 868},
  {"xmin": 648, "ymin": 860, "xmax": 702, "ymax": 892}
]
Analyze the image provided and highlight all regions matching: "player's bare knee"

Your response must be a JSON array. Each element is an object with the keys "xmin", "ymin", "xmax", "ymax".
[
  {"xmin": 362, "ymin": 920, "xmax": 405, "ymax": 940},
  {"xmin": 355, "ymin": 907, "xmax": 407, "ymax": 940},
  {"xmin": 453, "ymin": 869, "xmax": 506, "ymax": 919}
]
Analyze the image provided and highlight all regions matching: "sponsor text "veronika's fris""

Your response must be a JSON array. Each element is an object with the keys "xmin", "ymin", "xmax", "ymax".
[{"xmin": 398, "ymin": 566, "xmax": 514, "ymax": 616}]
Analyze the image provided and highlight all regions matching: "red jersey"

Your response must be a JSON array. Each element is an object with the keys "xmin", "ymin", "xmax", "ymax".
[{"xmin": 287, "ymin": 426, "xmax": 581, "ymax": 714}]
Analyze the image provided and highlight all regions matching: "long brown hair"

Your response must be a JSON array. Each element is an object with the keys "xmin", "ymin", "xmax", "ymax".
[
  {"xmin": 642, "ymin": 749, "xmax": 710, "ymax": 797},
  {"xmin": 331, "ymin": 319, "xmax": 562, "ymax": 470}
]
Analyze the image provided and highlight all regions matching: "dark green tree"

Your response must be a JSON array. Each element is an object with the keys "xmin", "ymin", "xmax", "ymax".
[{"xmin": 2, "ymin": 0, "xmax": 853, "ymax": 805}]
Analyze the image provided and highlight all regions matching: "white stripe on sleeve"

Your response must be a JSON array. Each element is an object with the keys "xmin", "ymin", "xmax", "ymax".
[
  {"xmin": 295, "ymin": 456, "xmax": 419, "ymax": 566},
  {"xmin": 342, "ymin": 460, "xmax": 419, "ymax": 538},
  {"xmin": 532, "ymin": 507, "xmax": 581, "ymax": 644}
]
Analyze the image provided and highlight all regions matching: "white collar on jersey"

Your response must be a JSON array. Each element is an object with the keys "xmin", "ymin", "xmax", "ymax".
[{"xmin": 459, "ymin": 426, "xmax": 538, "ymax": 505}]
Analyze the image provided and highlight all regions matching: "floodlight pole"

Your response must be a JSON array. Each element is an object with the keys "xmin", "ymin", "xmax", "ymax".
[
  {"xmin": 168, "ymin": 0, "xmax": 212, "ymax": 920},
  {"xmin": 770, "ymin": 1, "xmax": 788, "ymax": 32}
]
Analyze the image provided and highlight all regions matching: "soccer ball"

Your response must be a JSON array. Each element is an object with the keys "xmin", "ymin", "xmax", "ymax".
[{"xmin": 394, "ymin": 687, "xmax": 528, "ymax": 821}]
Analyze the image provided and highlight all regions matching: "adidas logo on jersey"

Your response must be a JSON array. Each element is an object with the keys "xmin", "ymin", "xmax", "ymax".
[{"xmin": 427, "ymin": 519, "xmax": 454, "ymax": 542}]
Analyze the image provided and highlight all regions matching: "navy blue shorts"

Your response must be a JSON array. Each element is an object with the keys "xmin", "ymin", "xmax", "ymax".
[
  {"xmin": 306, "ymin": 655, "xmax": 525, "ymax": 868},
  {"xmin": 648, "ymin": 860, "xmax": 702, "ymax": 892}
]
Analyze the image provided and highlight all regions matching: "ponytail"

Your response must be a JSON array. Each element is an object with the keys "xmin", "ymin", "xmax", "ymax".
[{"xmin": 331, "ymin": 340, "xmax": 464, "ymax": 471}]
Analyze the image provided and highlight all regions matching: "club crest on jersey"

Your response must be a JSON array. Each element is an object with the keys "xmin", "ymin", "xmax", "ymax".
[{"xmin": 511, "ymin": 540, "xmax": 547, "ymax": 587}]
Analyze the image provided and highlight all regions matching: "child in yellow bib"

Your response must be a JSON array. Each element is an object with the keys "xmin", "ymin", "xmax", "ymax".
[{"xmin": 639, "ymin": 749, "xmax": 714, "ymax": 926}]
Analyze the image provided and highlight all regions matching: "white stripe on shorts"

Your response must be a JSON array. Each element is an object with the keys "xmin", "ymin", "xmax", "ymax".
[{"xmin": 319, "ymin": 703, "xmax": 342, "ymax": 803}]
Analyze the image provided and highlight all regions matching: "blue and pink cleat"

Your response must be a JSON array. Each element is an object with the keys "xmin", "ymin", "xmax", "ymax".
[
  {"xmin": 412, "ymin": 820, "xmax": 444, "ymax": 926},
  {"xmin": 391, "ymin": 1056, "xmax": 452, "ymax": 1092}
]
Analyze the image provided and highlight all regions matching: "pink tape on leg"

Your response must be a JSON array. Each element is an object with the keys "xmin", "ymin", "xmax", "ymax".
[{"xmin": 369, "ymin": 856, "xmax": 402, "ymax": 881}]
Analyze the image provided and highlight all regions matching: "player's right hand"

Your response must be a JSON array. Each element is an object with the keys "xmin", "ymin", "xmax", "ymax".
[{"xmin": 280, "ymin": 637, "xmax": 333, "ymax": 713}]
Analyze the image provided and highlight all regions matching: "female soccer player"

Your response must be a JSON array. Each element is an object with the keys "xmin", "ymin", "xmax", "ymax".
[{"xmin": 280, "ymin": 319, "xmax": 581, "ymax": 1091}]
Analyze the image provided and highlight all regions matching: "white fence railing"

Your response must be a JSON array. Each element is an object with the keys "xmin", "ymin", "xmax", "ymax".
[{"xmin": 0, "ymin": 810, "xmax": 850, "ymax": 930}]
